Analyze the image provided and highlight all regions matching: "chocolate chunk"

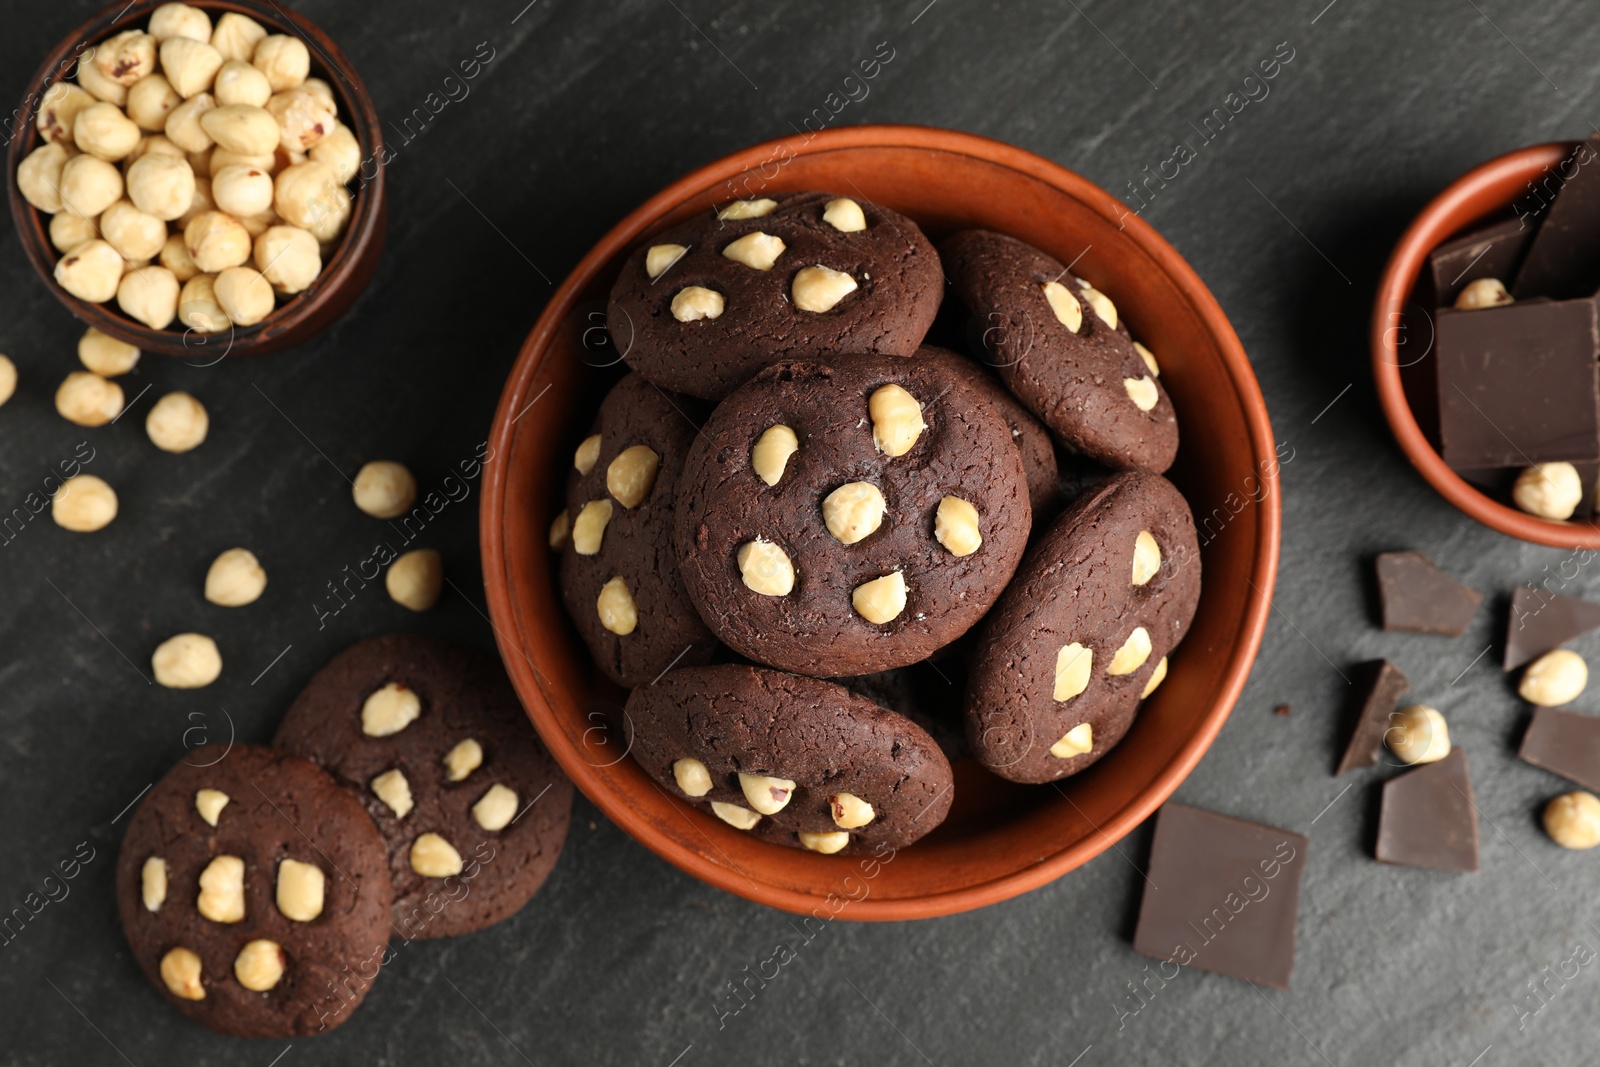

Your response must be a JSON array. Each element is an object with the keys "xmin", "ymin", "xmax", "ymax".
[
  {"xmin": 1132, "ymin": 803, "xmax": 1308, "ymax": 989},
  {"xmin": 1375, "ymin": 748, "xmax": 1480, "ymax": 873},
  {"xmin": 1503, "ymin": 585, "xmax": 1600, "ymax": 671},
  {"xmin": 1514, "ymin": 136, "xmax": 1600, "ymax": 300},
  {"xmin": 1424, "ymin": 217, "xmax": 1534, "ymax": 308},
  {"xmin": 1336, "ymin": 660, "xmax": 1409, "ymax": 775},
  {"xmin": 1435, "ymin": 298, "xmax": 1600, "ymax": 470},
  {"xmin": 1274, "ymin": 704, "xmax": 1292, "ymax": 717},
  {"xmin": 1374, "ymin": 551, "xmax": 1482, "ymax": 636},
  {"xmin": 1519, "ymin": 707, "xmax": 1600, "ymax": 790}
]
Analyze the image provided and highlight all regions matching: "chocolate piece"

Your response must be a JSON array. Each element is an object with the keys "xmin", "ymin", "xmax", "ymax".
[
  {"xmin": 1335, "ymin": 659, "xmax": 1409, "ymax": 775},
  {"xmin": 1375, "ymin": 748, "xmax": 1479, "ymax": 873},
  {"xmin": 1132, "ymin": 803, "xmax": 1307, "ymax": 989},
  {"xmin": 1519, "ymin": 707, "xmax": 1600, "ymax": 790},
  {"xmin": 1424, "ymin": 217, "xmax": 1535, "ymax": 308},
  {"xmin": 1514, "ymin": 136, "xmax": 1600, "ymax": 300},
  {"xmin": 1436, "ymin": 298, "xmax": 1600, "ymax": 470},
  {"xmin": 1374, "ymin": 551, "xmax": 1482, "ymax": 636},
  {"xmin": 1503, "ymin": 585, "xmax": 1600, "ymax": 671},
  {"xmin": 1274, "ymin": 704, "xmax": 1292, "ymax": 717}
]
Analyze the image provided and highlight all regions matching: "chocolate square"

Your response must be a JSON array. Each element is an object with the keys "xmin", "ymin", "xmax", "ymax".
[
  {"xmin": 1519, "ymin": 707, "xmax": 1600, "ymax": 791},
  {"xmin": 1514, "ymin": 135, "xmax": 1600, "ymax": 300},
  {"xmin": 1376, "ymin": 748, "xmax": 1479, "ymax": 873},
  {"xmin": 1375, "ymin": 551, "xmax": 1481, "ymax": 636},
  {"xmin": 1424, "ymin": 216, "xmax": 1535, "ymax": 308}
]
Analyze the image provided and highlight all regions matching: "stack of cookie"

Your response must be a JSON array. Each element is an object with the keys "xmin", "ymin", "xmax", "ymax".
[{"xmin": 551, "ymin": 191, "xmax": 1202, "ymax": 854}]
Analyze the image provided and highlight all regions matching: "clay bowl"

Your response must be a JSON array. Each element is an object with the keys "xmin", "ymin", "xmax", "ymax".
[
  {"xmin": 1372, "ymin": 141, "xmax": 1600, "ymax": 548},
  {"xmin": 482, "ymin": 125, "xmax": 1280, "ymax": 919},
  {"xmin": 5, "ymin": 0, "xmax": 385, "ymax": 358}
]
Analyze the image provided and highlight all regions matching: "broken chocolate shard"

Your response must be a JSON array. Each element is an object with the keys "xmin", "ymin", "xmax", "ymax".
[
  {"xmin": 1376, "ymin": 748, "xmax": 1480, "ymax": 873},
  {"xmin": 1274, "ymin": 704, "xmax": 1292, "ymax": 717},
  {"xmin": 1518, "ymin": 707, "xmax": 1600, "ymax": 791},
  {"xmin": 1424, "ymin": 216, "xmax": 1535, "ymax": 308},
  {"xmin": 1503, "ymin": 585, "xmax": 1600, "ymax": 671},
  {"xmin": 1132, "ymin": 802, "xmax": 1308, "ymax": 990},
  {"xmin": 1336, "ymin": 660, "xmax": 1410, "ymax": 775},
  {"xmin": 1375, "ymin": 551, "xmax": 1483, "ymax": 636},
  {"xmin": 1514, "ymin": 135, "xmax": 1600, "ymax": 300}
]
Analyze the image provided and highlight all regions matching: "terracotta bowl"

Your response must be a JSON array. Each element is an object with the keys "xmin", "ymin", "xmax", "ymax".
[
  {"xmin": 481, "ymin": 125, "xmax": 1281, "ymax": 919},
  {"xmin": 1371, "ymin": 141, "xmax": 1600, "ymax": 548},
  {"xmin": 5, "ymin": 0, "xmax": 386, "ymax": 358}
]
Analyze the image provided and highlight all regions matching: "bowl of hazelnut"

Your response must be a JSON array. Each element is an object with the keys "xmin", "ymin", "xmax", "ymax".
[{"xmin": 7, "ymin": 0, "xmax": 385, "ymax": 358}]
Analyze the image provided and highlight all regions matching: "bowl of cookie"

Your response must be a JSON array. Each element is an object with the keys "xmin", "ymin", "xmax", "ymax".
[{"xmin": 482, "ymin": 125, "xmax": 1280, "ymax": 919}]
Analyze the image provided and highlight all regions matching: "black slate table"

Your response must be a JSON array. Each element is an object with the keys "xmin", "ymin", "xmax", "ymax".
[{"xmin": 2, "ymin": 1, "xmax": 1596, "ymax": 1063}]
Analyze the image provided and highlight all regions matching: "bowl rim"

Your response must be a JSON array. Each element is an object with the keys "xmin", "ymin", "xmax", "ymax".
[
  {"xmin": 1370, "ymin": 140, "xmax": 1600, "ymax": 549},
  {"xmin": 481, "ymin": 123, "xmax": 1281, "ymax": 919},
  {"xmin": 4, "ymin": 0, "xmax": 385, "ymax": 359}
]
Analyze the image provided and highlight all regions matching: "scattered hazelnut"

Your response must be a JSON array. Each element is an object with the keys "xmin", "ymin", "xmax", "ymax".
[
  {"xmin": 547, "ymin": 508, "xmax": 570, "ymax": 550},
  {"xmin": 1053, "ymin": 642, "xmax": 1092, "ymax": 701},
  {"xmin": 55, "ymin": 371, "xmax": 124, "ymax": 426},
  {"xmin": 126, "ymin": 73, "xmax": 181, "ymax": 131},
  {"xmin": 253, "ymin": 224, "xmax": 320, "ymax": 293},
  {"xmin": 799, "ymin": 830, "xmax": 850, "ymax": 855},
  {"xmin": 148, "ymin": 4, "xmax": 213, "ymax": 44},
  {"xmin": 1140, "ymin": 656, "xmax": 1168, "ymax": 698},
  {"xmin": 352, "ymin": 460, "xmax": 417, "ymax": 519},
  {"xmin": 0, "ymin": 356, "xmax": 13, "ymax": 408},
  {"xmin": 737, "ymin": 539, "xmax": 795, "ymax": 597},
  {"xmin": 1513, "ymin": 462, "xmax": 1582, "ymax": 521},
  {"xmin": 73, "ymin": 101, "xmax": 141, "ymax": 161},
  {"xmin": 213, "ymin": 59, "xmax": 271, "ymax": 107},
  {"xmin": 1543, "ymin": 791, "xmax": 1600, "ymax": 849},
  {"xmin": 934, "ymin": 495, "xmax": 982, "ymax": 556},
  {"xmin": 645, "ymin": 243, "xmax": 687, "ymax": 279},
  {"xmin": 1134, "ymin": 341, "xmax": 1161, "ymax": 376},
  {"xmin": 233, "ymin": 939, "xmax": 286, "ymax": 992},
  {"xmin": 868, "ymin": 383, "xmax": 925, "ymax": 457},
  {"xmin": 596, "ymin": 575, "xmax": 638, "ymax": 635},
  {"xmin": 252, "ymin": 35, "xmax": 310, "ymax": 92},
  {"xmin": 196, "ymin": 854, "xmax": 245, "ymax": 922},
  {"xmin": 823, "ymin": 481, "xmax": 886, "ymax": 544},
  {"xmin": 671, "ymin": 285, "xmax": 724, "ymax": 322},
  {"xmin": 194, "ymin": 788, "xmax": 229, "ymax": 826},
  {"xmin": 361, "ymin": 682, "xmax": 421, "ymax": 736},
  {"xmin": 607, "ymin": 444, "xmax": 660, "ymax": 508},
  {"xmin": 185, "ymin": 209, "xmax": 250, "ymax": 271},
  {"xmin": 852, "ymin": 570, "xmax": 907, "ymax": 625},
  {"xmin": 1049, "ymin": 722, "xmax": 1094, "ymax": 759},
  {"xmin": 212, "ymin": 162, "xmax": 274, "ymax": 215},
  {"xmin": 152, "ymin": 632, "xmax": 222, "ymax": 688},
  {"xmin": 199, "ymin": 103, "xmax": 278, "ymax": 154},
  {"xmin": 275, "ymin": 858, "xmax": 325, "ymax": 922},
  {"xmin": 308, "ymin": 121, "xmax": 359, "ymax": 183},
  {"xmin": 573, "ymin": 433, "xmax": 602, "ymax": 474},
  {"xmin": 1455, "ymin": 277, "xmax": 1513, "ymax": 310},
  {"xmin": 722, "ymin": 231, "xmax": 786, "ymax": 270},
  {"xmin": 160, "ymin": 232, "xmax": 200, "ymax": 281},
  {"xmin": 1080, "ymin": 284, "xmax": 1117, "ymax": 328},
  {"xmin": 822, "ymin": 198, "xmax": 866, "ymax": 232},
  {"xmin": 55, "ymin": 238, "xmax": 125, "ymax": 301},
  {"xmin": 141, "ymin": 856, "xmax": 168, "ymax": 911},
  {"xmin": 472, "ymin": 783, "xmax": 519, "ymax": 831},
  {"xmin": 1106, "ymin": 626, "xmax": 1152, "ymax": 676},
  {"xmin": 1041, "ymin": 280, "xmax": 1083, "ymax": 332},
  {"xmin": 52, "ymin": 475, "xmax": 118, "ymax": 532},
  {"xmin": 387, "ymin": 548, "xmax": 443, "ymax": 611},
  {"xmin": 830, "ymin": 792, "xmax": 875, "ymax": 829},
  {"xmin": 1124, "ymin": 376, "xmax": 1159, "ymax": 412},
  {"xmin": 205, "ymin": 547, "xmax": 266, "ymax": 605},
  {"xmin": 272, "ymin": 159, "xmax": 343, "ymax": 230},
  {"xmin": 164, "ymin": 91, "xmax": 216, "ymax": 152},
  {"xmin": 791, "ymin": 265, "xmax": 857, "ymax": 313},
  {"xmin": 178, "ymin": 273, "xmax": 230, "ymax": 332},
  {"xmin": 371, "ymin": 768, "xmax": 414, "ymax": 818},
  {"xmin": 160, "ymin": 947, "xmax": 205, "ymax": 1000},
  {"xmin": 50, "ymin": 212, "xmax": 99, "ymax": 253},
  {"xmin": 672, "ymin": 757, "xmax": 713, "ymax": 797},
  {"xmin": 717, "ymin": 198, "xmax": 776, "ymax": 220},
  {"xmin": 210, "ymin": 12, "xmax": 268, "ymax": 63},
  {"xmin": 17, "ymin": 143, "xmax": 69, "ymax": 212},
  {"xmin": 710, "ymin": 801, "xmax": 761, "ymax": 830},
  {"xmin": 102, "ymin": 199, "xmax": 168, "ymax": 261},
  {"xmin": 1131, "ymin": 530, "xmax": 1161, "ymax": 586},
  {"xmin": 266, "ymin": 89, "xmax": 334, "ymax": 152},
  {"xmin": 159, "ymin": 36, "xmax": 223, "ymax": 99},
  {"xmin": 117, "ymin": 265, "xmax": 181, "ymax": 328},
  {"xmin": 409, "ymin": 832, "xmax": 463, "ymax": 878},
  {"xmin": 58, "ymin": 155, "xmax": 124, "ymax": 218},
  {"xmin": 36, "ymin": 82, "xmax": 96, "ymax": 146},
  {"xmin": 1385, "ymin": 705, "xmax": 1451, "ymax": 765},
  {"xmin": 78, "ymin": 55, "xmax": 130, "ymax": 107},
  {"xmin": 571, "ymin": 499, "xmax": 614, "ymax": 555},
  {"xmin": 1520, "ymin": 649, "xmax": 1587, "ymax": 707},
  {"xmin": 751, "ymin": 424, "xmax": 799, "ymax": 486},
  {"xmin": 738, "ymin": 772, "xmax": 796, "ymax": 815},
  {"xmin": 443, "ymin": 739, "xmax": 483, "ymax": 783}
]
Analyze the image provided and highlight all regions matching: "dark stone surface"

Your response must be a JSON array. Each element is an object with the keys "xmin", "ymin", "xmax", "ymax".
[{"xmin": 4, "ymin": 0, "xmax": 1600, "ymax": 1063}]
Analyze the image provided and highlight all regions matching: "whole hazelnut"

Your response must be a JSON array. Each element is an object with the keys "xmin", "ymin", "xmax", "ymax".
[
  {"xmin": 234, "ymin": 206, "xmax": 280, "ymax": 237},
  {"xmin": 0, "ymin": 355, "xmax": 16, "ymax": 407},
  {"xmin": 213, "ymin": 59, "xmax": 271, "ymax": 107},
  {"xmin": 73, "ymin": 101, "xmax": 141, "ymax": 161},
  {"xmin": 184, "ymin": 209, "xmax": 251, "ymax": 271},
  {"xmin": 159, "ymin": 232, "xmax": 200, "ymax": 282},
  {"xmin": 254, "ymin": 224, "xmax": 320, "ymax": 293},
  {"xmin": 17, "ymin": 142, "xmax": 70, "ymax": 213},
  {"xmin": 352, "ymin": 461, "xmax": 416, "ymax": 519},
  {"xmin": 1454, "ymin": 277, "xmax": 1513, "ymax": 310},
  {"xmin": 210, "ymin": 12, "xmax": 268, "ymax": 63},
  {"xmin": 266, "ymin": 89, "xmax": 334, "ymax": 152},
  {"xmin": 117, "ymin": 265, "xmax": 181, "ymax": 329},
  {"xmin": 77, "ymin": 53, "xmax": 130, "ymax": 107},
  {"xmin": 148, "ymin": 3, "xmax": 213, "ymax": 44},
  {"xmin": 178, "ymin": 273, "xmax": 230, "ymax": 332},
  {"xmin": 127, "ymin": 133, "xmax": 185, "ymax": 165},
  {"xmin": 1544, "ymin": 791, "xmax": 1600, "ymax": 849},
  {"xmin": 211, "ymin": 163, "xmax": 274, "ymax": 216},
  {"xmin": 95, "ymin": 30, "xmax": 158, "ymax": 87},
  {"xmin": 199, "ymin": 103, "xmax": 279, "ymax": 155},
  {"xmin": 1385, "ymin": 705, "xmax": 1451, "ymax": 765},
  {"xmin": 1512, "ymin": 462, "xmax": 1583, "ymax": 521},
  {"xmin": 273, "ymin": 159, "xmax": 344, "ymax": 230},
  {"xmin": 126, "ymin": 73, "xmax": 181, "ymax": 131},
  {"xmin": 54, "ymin": 239, "xmax": 125, "ymax": 303},
  {"xmin": 175, "ymin": 174, "xmax": 214, "ymax": 228},
  {"xmin": 101, "ymin": 199, "xmax": 167, "ymax": 261},
  {"xmin": 163, "ymin": 91, "xmax": 215, "ymax": 153},
  {"xmin": 212, "ymin": 266, "xmax": 275, "ymax": 326},
  {"xmin": 309, "ymin": 121, "xmax": 360, "ymax": 184},
  {"xmin": 79, "ymin": 327, "xmax": 140, "ymax": 376},
  {"xmin": 301, "ymin": 77, "xmax": 338, "ymax": 115},
  {"xmin": 159, "ymin": 37, "xmax": 223, "ymax": 99},
  {"xmin": 58, "ymin": 154, "xmax": 125, "ymax": 218},
  {"xmin": 151, "ymin": 632, "xmax": 222, "ymax": 688},
  {"xmin": 146, "ymin": 390, "xmax": 208, "ymax": 452},
  {"xmin": 36, "ymin": 82, "xmax": 96, "ymax": 147},
  {"xmin": 205, "ymin": 548, "xmax": 266, "ymax": 606},
  {"xmin": 252, "ymin": 35, "xmax": 310, "ymax": 92},
  {"xmin": 386, "ymin": 548, "xmax": 443, "ymax": 611},
  {"xmin": 1520, "ymin": 649, "xmax": 1588, "ymax": 707},
  {"xmin": 125, "ymin": 152, "xmax": 195, "ymax": 221},
  {"xmin": 52, "ymin": 474, "xmax": 118, "ymax": 532},
  {"xmin": 50, "ymin": 212, "xmax": 99, "ymax": 253}
]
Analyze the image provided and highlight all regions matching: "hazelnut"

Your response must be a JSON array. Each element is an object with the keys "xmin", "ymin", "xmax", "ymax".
[
  {"xmin": 868, "ymin": 383, "xmax": 926, "ymax": 457},
  {"xmin": 571, "ymin": 499, "xmax": 614, "ymax": 555},
  {"xmin": 722, "ymin": 231, "xmax": 786, "ymax": 270},
  {"xmin": 1131, "ymin": 530, "xmax": 1161, "ymax": 585},
  {"xmin": 117, "ymin": 265, "xmax": 181, "ymax": 328},
  {"xmin": 822, "ymin": 198, "xmax": 867, "ymax": 232},
  {"xmin": 596, "ymin": 575, "xmax": 638, "ymax": 635},
  {"xmin": 1385, "ymin": 705, "xmax": 1450, "ymax": 765},
  {"xmin": 185, "ymin": 209, "xmax": 251, "ymax": 271},
  {"xmin": 822, "ymin": 481, "xmax": 886, "ymax": 544},
  {"xmin": 791, "ymin": 264, "xmax": 857, "ymax": 313},
  {"xmin": 152, "ymin": 633, "xmax": 222, "ymax": 688},
  {"xmin": 738, "ymin": 772, "xmax": 796, "ymax": 815},
  {"xmin": 371, "ymin": 768, "xmax": 414, "ymax": 818},
  {"xmin": 55, "ymin": 371, "xmax": 123, "ymax": 426},
  {"xmin": 1520, "ymin": 649, "xmax": 1587, "ymax": 706},
  {"xmin": 96, "ymin": 30, "xmax": 158, "ymax": 87},
  {"xmin": 78, "ymin": 56, "xmax": 130, "ymax": 107},
  {"xmin": 548, "ymin": 508, "xmax": 570, "ymax": 550},
  {"xmin": 178, "ymin": 273, "xmax": 230, "ymax": 332},
  {"xmin": 17, "ymin": 142, "xmax": 69, "ymax": 212},
  {"xmin": 205, "ymin": 547, "xmax": 266, "ymax": 606},
  {"xmin": 141, "ymin": 856, "xmax": 168, "ymax": 911},
  {"xmin": 1050, "ymin": 722, "xmax": 1094, "ymax": 759},
  {"xmin": 36, "ymin": 82, "xmax": 96, "ymax": 146},
  {"xmin": 275, "ymin": 858, "xmax": 325, "ymax": 921},
  {"xmin": 148, "ymin": 4, "xmax": 213, "ymax": 44},
  {"xmin": 308, "ymin": 121, "xmax": 360, "ymax": 184},
  {"xmin": 934, "ymin": 495, "xmax": 982, "ymax": 556},
  {"xmin": 131, "ymin": 133, "xmax": 187, "ymax": 162},
  {"xmin": 194, "ymin": 788, "xmax": 229, "ymax": 826},
  {"xmin": 1080, "ymin": 284, "xmax": 1117, "ymax": 328},
  {"xmin": 176, "ymin": 174, "xmax": 215, "ymax": 227},
  {"xmin": 160, "ymin": 232, "xmax": 200, "ymax": 281},
  {"xmin": 253, "ymin": 35, "xmax": 310, "ymax": 92},
  {"xmin": 1140, "ymin": 656, "xmax": 1168, "ymax": 698},
  {"xmin": 196, "ymin": 854, "xmax": 245, "ymax": 922},
  {"xmin": 443, "ymin": 738, "xmax": 483, "ymax": 783},
  {"xmin": 160, "ymin": 947, "xmax": 205, "ymax": 1000},
  {"xmin": 212, "ymin": 163, "xmax": 274, "ymax": 215},
  {"xmin": 573, "ymin": 433, "xmax": 602, "ymax": 474},
  {"xmin": 409, "ymin": 833, "xmax": 463, "ymax": 878},
  {"xmin": 352, "ymin": 460, "xmax": 416, "ymax": 518},
  {"xmin": 146, "ymin": 390, "xmax": 208, "ymax": 452},
  {"xmin": 1124, "ymin": 376, "xmax": 1159, "ymax": 412},
  {"xmin": 671, "ymin": 285, "xmax": 724, "ymax": 322},
  {"xmin": 386, "ymin": 548, "xmax": 443, "ymax": 611},
  {"xmin": 607, "ymin": 444, "xmax": 661, "ymax": 508},
  {"xmin": 160, "ymin": 37, "xmax": 223, "ymax": 99},
  {"xmin": 672, "ymin": 757, "xmax": 713, "ymax": 797},
  {"xmin": 1106, "ymin": 626, "xmax": 1152, "ymax": 676},
  {"xmin": 273, "ymin": 159, "xmax": 345, "ymax": 232},
  {"xmin": 799, "ymin": 830, "xmax": 850, "ymax": 855},
  {"xmin": 254, "ymin": 224, "xmax": 320, "ymax": 293},
  {"xmin": 127, "ymin": 73, "xmax": 181, "ymax": 131},
  {"xmin": 211, "ymin": 12, "xmax": 268, "ymax": 63},
  {"xmin": 266, "ymin": 90, "xmax": 334, "ymax": 152},
  {"xmin": 1041, "ymin": 280, "xmax": 1083, "ymax": 332},
  {"xmin": 0, "ymin": 356, "xmax": 14, "ymax": 408},
  {"xmin": 51, "ymin": 212, "xmax": 99, "ymax": 253},
  {"xmin": 717, "ymin": 198, "xmax": 776, "ymax": 220},
  {"xmin": 213, "ymin": 59, "xmax": 271, "ymax": 107},
  {"xmin": 645, "ymin": 243, "xmax": 687, "ymax": 279},
  {"xmin": 1053, "ymin": 642, "xmax": 1092, "ymax": 701},
  {"xmin": 472, "ymin": 783, "xmax": 519, "ymax": 831},
  {"xmin": 1455, "ymin": 277, "xmax": 1513, "ymax": 310},
  {"xmin": 737, "ymin": 539, "xmax": 795, "ymax": 597},
  {"xmin": 54, "ymin": 238, "xmax": 125, "ymax": 301},
  {"xmin": 52, "ymin": 475, "xmax": 118, "ymax": 532},
  {"xmin": 73, "ymin": 101, "xmax": 141, "ymax": 161},
  {"xmin": 710, "ymin": 801, "xmax": 761, "ymax": 830},
  {"xmin": 852, "ymin": 570, "xmax": 907, "ymax": 625},
  {"xmin": 233, "ymin": 939, "xmax": 286, "ymax": 992},
  {"xmin": 301, "ymin": 78, "xmax": 338, "ymax": 115},
  {"xmin": 58, "ymin": 155, "xmax": 125, "ymax": 219},
  {"xmin": 1134, "ymin": 341, "xmax": 1161, "ymax": 377},
  {"xmin": 751, "ymin": 424, "xmax": 799, "ymax": 486},
  {"xmin": 164, "ymin": 91, "xmax": 216, "ymax": 152},
  {"xmin": 1543, "ymin": 791, "xmax": 1600, "ymax": 849},
  {"xmin": 830, "ymin": 792, "xmax": 875, "ymax": 829},
  {"xmin": 1513, "ymin": 462, "xmax": 1582, "ymax": 521},
  {"xmin": 361, "ymin": 682, "xmax": 421, "ymax": 737},
  {"xmin": 200, "ymin": 103, "xmax": 278, "ymax": 154},
  {"xmin": 101, "ymin": 199, "xmax": 167, "ymax": 261},
  {"xmin": 301, "ymin": 184, "xmax": 349, "ymax": 244}
]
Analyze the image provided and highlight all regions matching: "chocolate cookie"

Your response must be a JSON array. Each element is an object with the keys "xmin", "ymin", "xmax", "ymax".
[
  {"xmin": 842, "ymin": 660, "xmax": 969, "ymax": 762},
  {"xmin": 626, "ymin": 664, "xmax": 954, "ymax": 854},
  {"xmin": 608, "ymin": 191, "xmax": 943, "ymax": 400},
  {"xmin": 966, "ymin": 470, "xmax": 1200, "ymax": 783},
  {"xmin": 116, "ymin": 744, "xmax": 392, "ymax": 1038},
  {"xmin": 274, "ymin": 635, "xmax": 574, "ymax": 940},
  {"xmin": 675, "ymin": 352, "xmax": 1032, "ymax": 677},
  {"xmin": 555, "ymin": 373, "xmax": 719, "ymax": 687},
  {"xmin": 941, "ymin": 229, "xmax": 1178, "ymax": 472}
]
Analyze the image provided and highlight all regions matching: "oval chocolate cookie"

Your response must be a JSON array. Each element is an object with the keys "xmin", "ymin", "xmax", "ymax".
[
  {"xmin": 116, "ymin": 744, "xmax": 392, "ymax": 1038},
  {"xmin": 556, "ymin": 373, "xmax": 719, "ymax": 687},
  {"xmin": 274, "ymin": 635, "xmax": 574, "ymax": 940},
  {"xmin": 675, "ymin": 352, "xmax": 1032, "ymax": 677},
  {"xmin": 607, "ymin": 191, "xmax": 943, "ymax": 401},
  {"xmin": 940, "ymin": 229, "xmax": 1178, "ymax": 472},
  {"xmin": 626, "ymin": 664, "xmax": 954, "ymax": 854},
  {"xmin": 966, "ymin": 471, "xmax": 1200, "ymax": 783}
]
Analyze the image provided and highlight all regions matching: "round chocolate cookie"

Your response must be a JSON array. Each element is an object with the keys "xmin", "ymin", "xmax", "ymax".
[
  {"xmin": 842, "ymin": 660, "xmax": 969, "ymax": 762},
  {"xmin": 116, "ymin": 744, "xmax": 392, "ymax": 1038},
  {"xmin": 607, "ymin": 191, "xmax": 943, "ymax": 401},
  {"xmin": 556, "ymin": 373, "xmax": 719, "ymax": 687},
  {"xmin": 675, "ymin": 352, "xmax": 1032, "ymax": 677},
  {"xmin": 966, "ymin": 471, "xmax": 1200, "ymax": 784},
  {"xmin": 626, "ymin": 664, "xmax": 954, "ymax": 854},
  {"xmin": 273, "ymin": 635, "xmax": 574, "ymax": 940},
  {"xmin": 940, "ymin": 229, "xmax": 1179, "ymax": 472}
]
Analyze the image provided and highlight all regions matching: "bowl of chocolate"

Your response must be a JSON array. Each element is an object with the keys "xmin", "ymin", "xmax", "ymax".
[
  {"xmin": 482, "ymin": 125, "xmax": 1281, "ymax": 919},
  {"xmin": 1374, "ymin": 138, "xmax": 1600, "ymax": 548}
]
